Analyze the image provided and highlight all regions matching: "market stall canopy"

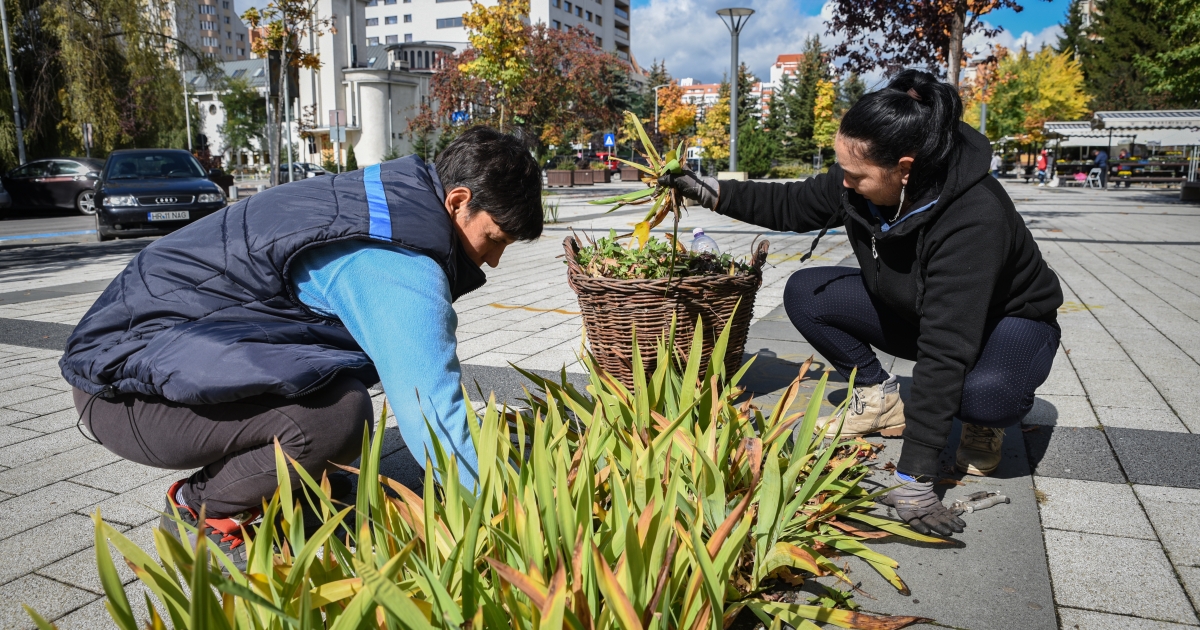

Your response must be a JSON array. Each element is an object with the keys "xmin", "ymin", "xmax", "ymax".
[{"xmin": 1043, "ymin": 110, "xmax": 1200, "ymax": 148}]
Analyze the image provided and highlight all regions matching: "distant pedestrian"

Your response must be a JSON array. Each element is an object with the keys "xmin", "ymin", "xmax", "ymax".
[
  {"xmin": 990, "ymin": 152, "xmax": 1002, "ymax": 178},
  {"xmin": 1036, "ymin": 150, "xmax": 1048, "ymax": 186},
  {"xmin": 1093, "ymin": 149, "xmax": 1109, "ymax": 189}
]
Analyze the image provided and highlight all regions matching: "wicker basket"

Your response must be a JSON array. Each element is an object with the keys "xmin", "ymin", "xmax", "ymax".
[{"xmin": 564, "ymin": 236, "xmax": 769, "ymax": 388}]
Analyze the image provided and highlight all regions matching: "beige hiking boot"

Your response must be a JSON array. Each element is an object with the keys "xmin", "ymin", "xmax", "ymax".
[
  {"xmin": 955, "ymin": 424, "xmax": 1005, "ymax": 476},
  {"xmin": 819, "ymin": 374, "xmax": 906, "ymax": 439}
]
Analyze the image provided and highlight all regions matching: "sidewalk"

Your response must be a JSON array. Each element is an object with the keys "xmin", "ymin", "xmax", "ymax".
[{"xmin": 0, "ymin": 181, "xmax": 1195, "ymax": 628}]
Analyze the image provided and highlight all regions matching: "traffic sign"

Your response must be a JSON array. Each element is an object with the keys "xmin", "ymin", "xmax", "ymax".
[
  {"xmin": 81, "ymin": 123, "xmax": 93, "ymax": 149},
  {"xmin": 451, "ymin": 110, "xmax": 469, "ymax": 124},
  {"xmin": 603, "ymin": 133, "xmax": 616, "ymax": 147},
  {"xmin": 329, "ymin": 109, "xmax": 346, "ymax": 143}
]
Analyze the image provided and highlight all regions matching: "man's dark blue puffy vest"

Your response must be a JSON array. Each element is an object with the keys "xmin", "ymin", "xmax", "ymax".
[{"xmin": 60, "ymin": 155, "xmax": 486, "ymax": 405}]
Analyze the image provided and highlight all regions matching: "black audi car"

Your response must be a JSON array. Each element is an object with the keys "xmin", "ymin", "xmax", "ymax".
[{"xmin": 95, "ymin": 149, "xmax": 227, "ymax": 241}]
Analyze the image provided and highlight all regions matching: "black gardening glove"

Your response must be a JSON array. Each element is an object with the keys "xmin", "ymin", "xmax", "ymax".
[
  {"xmin": 657, "ymin": 167, "xmax": 720, "ymax": 210},
  {"xmin": 881, "ymin": 471, "xmax": 966, "ymax": 537}
]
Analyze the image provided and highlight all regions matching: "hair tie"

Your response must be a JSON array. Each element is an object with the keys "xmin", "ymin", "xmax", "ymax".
[{"xmin": 906, "ymin": 88, "xmax": 922, "ymax": 101}]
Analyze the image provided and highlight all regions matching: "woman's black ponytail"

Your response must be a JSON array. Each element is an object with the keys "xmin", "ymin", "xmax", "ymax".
[{"xmin": 837, "ymin": 69, "xmax": 963, "ymax": 200}]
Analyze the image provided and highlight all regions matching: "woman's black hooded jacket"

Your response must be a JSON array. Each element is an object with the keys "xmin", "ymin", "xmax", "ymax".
[{"xmin": 713, "ymin": 122, "xmax": 1063, "ymax": 476}]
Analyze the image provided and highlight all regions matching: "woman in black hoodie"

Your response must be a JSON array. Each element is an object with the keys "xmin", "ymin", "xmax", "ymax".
[{"xmin": 662, "ymin": 70, "xmax": 1063, "ymax": 537}]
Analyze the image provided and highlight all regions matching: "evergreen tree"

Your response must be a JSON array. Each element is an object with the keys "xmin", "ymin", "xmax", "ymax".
[
  {"xmin": 345, "ymin": 143, "xmax": 358, "ymax": 171},
  {"xmin": 1082, "ymin": 0, "xmax": 1175, "ymax": 110},
  {"xmin": 836, "ymin": 72, "xmax": 867, "ymax": 116},
  {"xmin": 781, "ymin": 35, "xmax": 825, "ymax": 161},
  {"xmin": 762, "ymin": 72, "xmax": 791, "ymax": 155},
  {"xmin": 1055, "ymin": 0, "xmax": 1088, "ymax": 58},
  {"xmin": 734, "ymin": 63, "xmax": 771, "ymax": 177},
  {"xmin": 1136, "ymin": 0, "xmax": 1200, "ymax": 106}
]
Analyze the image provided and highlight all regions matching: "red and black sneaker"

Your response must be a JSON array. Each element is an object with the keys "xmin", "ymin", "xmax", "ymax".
[{"xmin": 161, "ymin": 479, "xmax": 259, "ymax": 572}]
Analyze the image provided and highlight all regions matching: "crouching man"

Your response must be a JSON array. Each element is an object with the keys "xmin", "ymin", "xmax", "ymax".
[{"xmin": 60, "ymin": 127, "xmax": 542, "ymax": 569}]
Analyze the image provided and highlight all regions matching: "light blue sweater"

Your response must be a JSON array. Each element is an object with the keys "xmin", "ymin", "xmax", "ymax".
[{"xmin": 291, "ymin": 240, "xmax": 478, "ymax": 487}]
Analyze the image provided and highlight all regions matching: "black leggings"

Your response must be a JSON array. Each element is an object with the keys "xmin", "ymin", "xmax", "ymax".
[{"xmin": 783, "ymin": 266, "xmax": 1059, "ymax": 428}]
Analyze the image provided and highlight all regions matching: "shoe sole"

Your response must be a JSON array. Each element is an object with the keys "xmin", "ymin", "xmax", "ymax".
[
  {"xmin": 955, "ymin": 461, "xmax": 998, "ymax": 476},
  {"xmin": 824, "ymin": 423, "xmax": 906, "ymax": 440}
]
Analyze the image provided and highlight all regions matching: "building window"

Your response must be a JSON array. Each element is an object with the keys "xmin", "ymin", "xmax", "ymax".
[
  {"xmin": 198, "ymin": 4, "xmax": 215, "ymax": 14},
  {"xmin": 564, "ymin": 1, "xmax": 571, "ymax": 11},
  {"xmin": 367, "ymin": 36, "xmax": 379, "ymax": 45},
  {"xmin": 385, "ymin": 34, "xmax": 399, "ymax": 43},
  {"xmin": 221, "ymin": 0, "xmax": 228, "ymax": 7},
  {"xmin": 594, "ymin": 15, "xmax": 601, "ymax": 25},
  {"xmin": 365, "ymin": 17, "xmax": 378, "ymax": 25},
  {"xmin": 551, "ymin": 19, "xmax": 560, "ymax": 29},
  {"xmin": 237, "ymin": 47, "xmax": 245, "ymax": 56},
  {"xmin": 202, "ymin": 36, "xmax": 219, "ymax": 47},
  {"xmin": 200, "ymin": 20, "xmax": 216, "ymax": 30},
  {"xmin": 576, "ymin": 6, "xmax": 582, "ymax": 16},
  {"xmin": 585, "ymin": 10, "xmax": 591, "ymax": 21},
  {"xmin": 595, "ymin": 36, "xmax": 601, "ymax": 46},
  {"xmin": 237, "ymin": 33, "xmax": 243, "ymax": 40},
  {"xmin": 367, "ymin": 0, "xmax": 377, "ymax": 4},
  {"xmin": 436, "ymin": 16, "xmax": 462, "ymax": 28},
  {"xmin": 403, "ymin": 14, "xmax": 411, "ymax": 22},
  {"xmin": 404, "ymin": 33, "xmax": 413, "ymax": 42},
  {"xmin": 224, "ymin": 16, "xmax": 229, "ymax": 23},
  {"xmin": 227, "ymin": 31, "xmax": 232, "ymax": 38},
  {"xmin": 384, "ymin": 0, "xmax": 396, "ymax": 4},
  {"xmin": 226, "ymin": 46, "xmax": 232, "ymax": 53},
  {"xmin": 231, "ymin": 68, "xmax": 246, "ymax": 78},
  {"xmin": 385, "ymin": 15, "xmax": 397, "ymax": 24}
]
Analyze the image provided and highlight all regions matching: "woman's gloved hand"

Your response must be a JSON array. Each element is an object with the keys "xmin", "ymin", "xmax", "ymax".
[
  {"xmin": 657, "ymin": 167, "xmax": 720, "ymax": 210},
  {"xmin": 882, "ymin": 471, "xmax": 966, "ymax": 537}
]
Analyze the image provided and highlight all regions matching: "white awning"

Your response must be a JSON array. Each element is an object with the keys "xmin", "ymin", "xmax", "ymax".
[{"xmin": 1044, "ymin": 110, "xmax": 1200, "ymax": 148}]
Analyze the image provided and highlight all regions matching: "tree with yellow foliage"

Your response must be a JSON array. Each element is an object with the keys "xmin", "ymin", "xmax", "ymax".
[
  {"xmin": 654, "ymin": 82, "xmax": 697, "ymax": 152},
  {"xmin": 460, "ymin": 0, "xmax": 530, "ymax": 130},
  {"xmin": 964, "ymin": 46, "xmax": 1088, "ymax": 144},
  {"xmin": 696, "ymin": 83, "xmax": 730, "ymax": 171},
  {"xmin": 812, "ymin": 79, "xmax": 838, "ymax": 152}
]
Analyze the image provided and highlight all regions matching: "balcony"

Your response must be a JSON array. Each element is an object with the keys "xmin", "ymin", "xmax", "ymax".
[
  {"xmin": 614, "ymin": 27, "xmax": 628, "ymax": 43},
  {"xmin": 614, "ymin": 6, "xmax": 628, "ymax": 19}
]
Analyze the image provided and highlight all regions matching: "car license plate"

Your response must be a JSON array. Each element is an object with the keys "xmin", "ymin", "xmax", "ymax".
[{"xmin": 147, "ymin": 211, "xmax": 190, "ymax": 222}]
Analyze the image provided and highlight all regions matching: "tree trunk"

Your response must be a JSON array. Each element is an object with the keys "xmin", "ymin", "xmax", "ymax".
[{"xmin": 947, "ymin": 3, "xmax": 966, "ymax": 89}]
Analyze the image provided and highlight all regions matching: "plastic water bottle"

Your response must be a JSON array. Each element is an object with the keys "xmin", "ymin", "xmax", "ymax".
[{"xmin": 690, "ymin": 228, "xmax": 720, "ymax": 254}]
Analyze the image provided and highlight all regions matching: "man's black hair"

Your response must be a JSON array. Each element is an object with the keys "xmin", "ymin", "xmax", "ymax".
[{"xmin": 434, "ymin": 126, "xmax": 543, "ymax": 241}]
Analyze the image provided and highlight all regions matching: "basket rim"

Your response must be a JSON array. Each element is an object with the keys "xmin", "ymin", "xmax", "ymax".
[{"xmin": 562, "ymin": 236, "xmax": 770, "ymax": 287}]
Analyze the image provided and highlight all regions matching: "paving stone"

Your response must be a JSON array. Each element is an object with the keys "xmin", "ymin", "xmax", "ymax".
[
  {"xmin": 1084, "ymin": 379, "xmax": 1172, "ymax": 410},
  {"xmin": 0, "ymin": 385, "xmax": 61, "ymax": 408},
  {"xmin": 1033, "ymin": 476, "xmax": 1155, "ymax": 539},
  {"xmin": 52, "ymin": 582, "xmax": 158, "ymax": 630},
  {"xmin": 1094, "ymin": 405, "xmax": 1189, "ymax": 432},
  {"xmin": 6, "ymin": 391, "xmax": 76, "ymax": 415},
  {"xmin": 11, "ymin": 409, "xmax": 79, "ymax": 434},
  {"xmin": 38, "ymin": 519, "xmax": 157, "ymax": 595},
  {"xmin": 1023, "ymin": 425, "xmax": 1125, "ymax": 483},
  {"xmin": 1134, "ymin": 485, "xmax": 1200, "ymax": 568},
  {"xmin": 0, "ymin": 443, "xmax": 121, "ymax": 495},
  {"xmin": 0, "ymin": 481, "xmax": 112, "ymax": 540},
  {"xmin": 1180, "ymin": 566, "xmax": 1200, "ymax": 615},
  {"xmin": 1057, "ymin": 607, "xmax": 1200, "ymax": 630},
  {"xmin": 1022, "ymin": 395, "xmax": 1097, "ymax": 427},
  {"xmin": 1109, "ymin": 428, "xmax": 1200, "ymax": 489},
  {"xmin": 0, "ymin": 424, "xmax": 43, "ymax": 448},
  {"xmin": 0, "ymin": 428, "xmax": 92, "ymax": 468},
  {"xmin": 0, "ymin": 514, "xmax": 99, "ymax": 584},
  {"xmin": 1043, "ymin": 529, "xmax": 1198, "ymax": 624},
  {"xmin": 0, "ymin": 574, "xmax": 97, "ymax": 630},
  {"xmin": 0, "ymin": 408, "xmax": 35, "ymax": 426},
  {"xmin": 82, "ymin": 480, "xmax": 169, "ymax": 528},
  {"xmin": 71, "ymin": 459, "xmax": 177, "ymax": 494}
]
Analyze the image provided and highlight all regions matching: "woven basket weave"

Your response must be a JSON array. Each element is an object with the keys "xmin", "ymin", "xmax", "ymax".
[{"xmin": 563, "ymin": 236, "xmax": 769, "ymax": 388}]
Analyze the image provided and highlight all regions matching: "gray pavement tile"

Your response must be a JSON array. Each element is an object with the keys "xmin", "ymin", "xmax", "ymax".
[
  {"xmin": 0, "ymin": 373, "xmax": 59, "ymax": 394},
  {"xmin": 0, "ymin": 574, "xmax": 97, "ymax": 630},
  {"xmin": 1058, "ymin": 607, "xmax": 1200, "ymax": 630},
  {"xmin": 1181, "ymin": 566, "xmax": 1200, "ymax": 616},
  {"xmin": 0, "ymin": 514, "xmax": 100, "ymax": 585},
  {"xmin": 11, "ymin": 409, "xmax": 79, "ymax": 434},
  {"xmin": 0, "ymin": 385, "xmax": 61, "ymax": 408},
  {"xmin": 1022, "ymin": 395, "xmax": 1098, "ymax": 427},
  {"xmin": 1033, "ymin": 476, "xmax": 1155, "ymax": 539},
  {"xmin": 82, "ymin": 481, "xmax": 170, "ymax": 528},
  {"xmin": 0, "ymin": 424, "xmax": 44, "ymax": 448},
  {"xmin": 0, "ymin": 443, "xmax": 121, "ymax": 495},
  {"xmin": 1084, "ymin": 380, "xmax": 1172, "ymax": 410},
  {"xmin": 1134, "ymin": 485, "xmax": 1200, "ymax": 567},
  {"xmin": 38, "ymin": 519, "xmax": 157, "ymax": 595},
  {"xmin": 52, "ymin": 582, "xmax": 158, "ymax": 630},
  {"xmin": 1044, "ymin": 529, "xmax": 1198, "ymax": 624},
  {"xmin": 0, "ymin": 408, "xmax": 35, "ymax": 426},
  {"xmin": 834, "ymin": 426, "xmax": 1057, "ymax": 630},
  {"xmin": 0, "ymin": 481, "xmax": 112, "ymax": 540},
  {"xmin": 1109, "ymin": 428, "xmax": 1200, "ymax": 489},
  {"xmin": 1094, "ymin": 406, "xmax": 1189, "ymax": 432},
  {"xmin": 1023, "ymin": 425, "xmax": 1125, "ymax": 483},
  {"xmin": 0, "ymin": 428, "xmax": 92, "ymax": 468},
  {"xmin": 6, "ymin": 391, "xmax": 76, "ymax": 415},
  {"xmin": 71, "ymin": 459, "xmax": 177, "ymax": 494}
]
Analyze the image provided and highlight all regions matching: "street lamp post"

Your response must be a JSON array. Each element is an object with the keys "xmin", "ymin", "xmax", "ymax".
[
  {"xmin": 652, "ymin": 83, "xmax": 669, "ymax": 135},
  {"xmin": 0, "ymin": 0, "xmax": 23, "ymax": 165},
  {"xmin": 717, "ymin": 7, "xmax": 753, "ymax": 173}
]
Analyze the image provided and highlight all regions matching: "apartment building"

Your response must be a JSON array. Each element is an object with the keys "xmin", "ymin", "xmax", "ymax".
[
  {"xmin": 174, "ymin": 0, "xmax": 251, "ymax": 62},
  {"xmin": 361, "ymin": 0, "xmax": 632, "ymax": 61},
  {"xmin": 679, "ymin": 53, "xmax": 803, "ymax": 118}
]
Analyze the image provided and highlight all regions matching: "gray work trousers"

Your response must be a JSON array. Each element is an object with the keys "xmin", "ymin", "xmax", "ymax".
[{"xmin": 73, "ymin": 376, "xmax": 371, "ymax": 518}]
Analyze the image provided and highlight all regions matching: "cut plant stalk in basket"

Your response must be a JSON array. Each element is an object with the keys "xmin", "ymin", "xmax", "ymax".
[{"xmin": 589, "ymin": 111, "xmax": 686, "ymax": 250}]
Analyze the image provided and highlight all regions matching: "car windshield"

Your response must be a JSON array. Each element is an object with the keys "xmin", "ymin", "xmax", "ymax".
[{"xmin": 106, "ymin": 153, "xmax": 206, "ymax": 179}]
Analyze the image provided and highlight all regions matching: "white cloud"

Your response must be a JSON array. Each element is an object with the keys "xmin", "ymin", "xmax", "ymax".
[
  {"xmin": 630, "ymin": 0, "xmax": 835, "ymax": 84},
  {"xmin": 962, "ymin": 23, "xmax": 1064, "ymax": 58}
]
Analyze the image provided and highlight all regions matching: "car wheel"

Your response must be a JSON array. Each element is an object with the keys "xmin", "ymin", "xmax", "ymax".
[{"xmin": 76, "ymin": 190, "xmax": 97, "ymax": 215}]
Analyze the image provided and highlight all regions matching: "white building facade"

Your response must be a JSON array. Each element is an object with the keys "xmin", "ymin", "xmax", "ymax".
[{"xmin": 362, "ymin": 0, "xmax": 632, "ymax": 61}]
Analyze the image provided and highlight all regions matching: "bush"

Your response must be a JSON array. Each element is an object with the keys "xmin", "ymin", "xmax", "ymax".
[
  {"xmin": 345, "ymin": 144, "xmax": 358, "ymax": 171},
  {"xmin": 42, "ymin": 317, "xmax": 937, "ymax": 630}
]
